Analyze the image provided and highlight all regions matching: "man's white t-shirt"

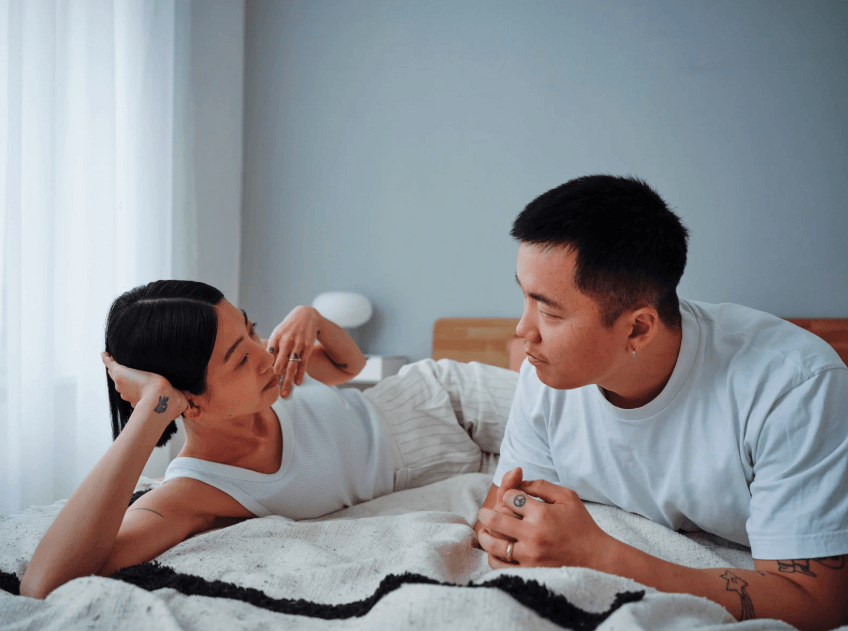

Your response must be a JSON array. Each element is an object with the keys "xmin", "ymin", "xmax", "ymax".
[{"xmin": 495, "ymin": 299, "xmax": 848, "ymax": 560}]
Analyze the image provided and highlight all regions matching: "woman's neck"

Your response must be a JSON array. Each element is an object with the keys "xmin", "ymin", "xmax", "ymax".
[{"xmin": 179, "ymin": 406, "xmax": 281, "ymax": 470}]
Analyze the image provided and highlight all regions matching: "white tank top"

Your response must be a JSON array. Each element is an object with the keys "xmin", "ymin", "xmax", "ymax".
[{"xmin": 163, "ymin": 375, "xmax": 395, "ymax": 519}]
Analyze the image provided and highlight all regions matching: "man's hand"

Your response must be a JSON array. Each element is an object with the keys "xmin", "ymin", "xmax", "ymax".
[
  {"xmin": 473, "ymin": 467, "xmax": 523, "ymax": 540},
  {"xmin": 477, "ymin": 476, "xmax": 615, "ymax": 570},
  {"xmin": 476, "ymin": 472, "xmax": 848, "ymax": 629}
]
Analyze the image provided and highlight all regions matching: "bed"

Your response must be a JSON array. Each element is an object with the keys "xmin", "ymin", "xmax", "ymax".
[{"xmin": 2, "ymin": 317, "xmax": 847, "ymax": 630}]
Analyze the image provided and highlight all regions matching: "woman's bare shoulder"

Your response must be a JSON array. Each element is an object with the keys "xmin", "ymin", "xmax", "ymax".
[{"xmin": 137, "ymin": 477, "xmax": 255, "ymax": 521}]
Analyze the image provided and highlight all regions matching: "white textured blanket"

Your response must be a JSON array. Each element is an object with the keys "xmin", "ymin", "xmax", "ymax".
[{"xmin": 1, "ymin": 473, "xmax": 802, "ymax": 630}]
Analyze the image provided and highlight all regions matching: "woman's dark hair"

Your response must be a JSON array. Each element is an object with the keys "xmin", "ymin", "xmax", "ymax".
[
  {"xmin": 511, "ymin": 174, "xmax": 689, "ymax": 329},
  {"xmin": 105, "ymin": 280, "xmax": 224, "ymax": 447}
]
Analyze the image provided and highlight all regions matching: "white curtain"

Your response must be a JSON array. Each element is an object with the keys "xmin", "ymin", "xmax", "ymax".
[{"xmin": 1, "ymin": 0, "xmax": 189, "ymax": 515}]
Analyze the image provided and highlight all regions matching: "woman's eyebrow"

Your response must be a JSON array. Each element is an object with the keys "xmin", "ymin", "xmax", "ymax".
[
  {"xmin": 223, "ymin": 310, "xmax": 251, "ymax": 363},
  {"xmin": 224, "ymin": 336, "xmax": 244, "ymax": 363}
]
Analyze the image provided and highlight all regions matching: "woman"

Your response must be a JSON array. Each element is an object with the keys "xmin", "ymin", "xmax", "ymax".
[{"xmin": 21, "ymin": 280, "xmax": 518, "ymax": 598}]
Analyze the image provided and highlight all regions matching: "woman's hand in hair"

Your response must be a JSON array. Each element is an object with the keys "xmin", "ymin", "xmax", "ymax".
[{"xmin": 101, "ymin": 352, "xmax": 188, "ymax": 421}]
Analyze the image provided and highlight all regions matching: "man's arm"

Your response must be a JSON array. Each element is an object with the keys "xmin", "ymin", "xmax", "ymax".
[{"xmin": 476, "ymin": 479, "xmax": 847, "ymax": 631}]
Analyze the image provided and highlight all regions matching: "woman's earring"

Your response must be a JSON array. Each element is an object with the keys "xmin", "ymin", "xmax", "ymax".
[{"xmin": 633, "ymin": 349, "xmax": 636, "ymax": 359}]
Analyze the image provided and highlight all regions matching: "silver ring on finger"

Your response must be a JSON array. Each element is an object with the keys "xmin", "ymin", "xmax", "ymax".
[
  {"xmin": 289, "ymin": 352, "xmax": 301, "ymax": 362},
  {"xmin": 506, "ymin": 541, "xmax": 515, "ymax": 563}
]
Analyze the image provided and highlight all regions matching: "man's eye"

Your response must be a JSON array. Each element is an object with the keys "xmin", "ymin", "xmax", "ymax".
[{"xmin": 239, "ymin": 353, "xmax": 249, "ymax": 367}]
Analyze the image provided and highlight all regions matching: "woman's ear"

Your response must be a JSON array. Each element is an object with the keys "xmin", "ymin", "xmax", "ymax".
[{"xmin": 182, "ymin": 395, "xmax": 204, "ymax": 421}]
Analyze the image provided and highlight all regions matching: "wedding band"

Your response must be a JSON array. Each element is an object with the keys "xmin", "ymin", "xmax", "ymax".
[
  {"xmin": 289, "ymin": 355, "xmax": 301, "ymax": 362},
  {"xmin": 506, "ymin": 541, "xmax": 514, "ymax": 563}
]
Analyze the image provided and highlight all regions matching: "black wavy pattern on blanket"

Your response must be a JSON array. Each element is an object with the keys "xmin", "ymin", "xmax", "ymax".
[
  {"xmin": 0, "ymin": 569, "xmax": 20, "ymax": 596},
  {"xmin": 108, "ymin": 561, "xmax": 643, "ymax": 629},
  {"xmin": 0, "ymin": 490, "xmax": 156, "ymax": 597},
  {"xmin": 0, "ymin": 561, "xmax": 644, "ymax": 630},
  {"xmin": 2, "ymin": 488, "xmax": 644, "ymax": 627}
]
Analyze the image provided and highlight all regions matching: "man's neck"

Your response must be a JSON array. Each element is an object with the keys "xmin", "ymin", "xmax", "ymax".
[{"xmin": 603, "ymin": 326, "xmax": 683, "ymax": 410}]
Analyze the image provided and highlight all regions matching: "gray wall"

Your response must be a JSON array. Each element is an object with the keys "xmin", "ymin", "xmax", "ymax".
[
  {"xmin": 241, "ymin": 0, "xmax": 848, "ymax": 362},
  {"xmin": 151, "ymin": 0, "xmax": 245, "ymax": 475}
]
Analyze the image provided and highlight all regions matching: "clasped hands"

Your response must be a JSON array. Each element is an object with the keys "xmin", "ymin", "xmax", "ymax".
[{"xmin": 475, "ymin": 467, "xmax": 615, "ymax": 571}]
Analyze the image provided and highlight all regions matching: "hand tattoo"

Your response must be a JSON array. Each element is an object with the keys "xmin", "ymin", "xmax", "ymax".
[
  {"xmin": 513, "ymin": 494, "xmax": 526, "ymax": 508},
  {"xmin": 721, "ymin": 570, "xmax": 755, "ymax": 620},
  {"xmin": 154, "ymin": 396, "xmax": 169, "ymax": 414}
]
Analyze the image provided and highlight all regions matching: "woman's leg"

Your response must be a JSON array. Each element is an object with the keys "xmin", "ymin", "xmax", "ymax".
[{"xmin": 364, "ymin": 359, "xmax": 518, "ymax": 491}]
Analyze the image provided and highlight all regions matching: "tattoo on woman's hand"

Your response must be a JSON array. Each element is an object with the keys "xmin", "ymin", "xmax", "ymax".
[
  {"xmin": 513, "ymin": 495, "xmax": 526, "ymax": 507},
  {"xmin": 154, "ymin": 396, "xmax": 169, "ymax": 414}
]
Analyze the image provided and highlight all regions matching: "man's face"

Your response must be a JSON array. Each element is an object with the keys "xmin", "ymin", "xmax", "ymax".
[{"xmin": 515, "ymin": 243, "xmax": 629, "ymax": 391}]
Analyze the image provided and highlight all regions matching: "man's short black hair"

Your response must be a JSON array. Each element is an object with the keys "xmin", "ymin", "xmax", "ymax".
[{"xmin": 511, "ymin": 174, "xmax": 689, "ymax": 329}]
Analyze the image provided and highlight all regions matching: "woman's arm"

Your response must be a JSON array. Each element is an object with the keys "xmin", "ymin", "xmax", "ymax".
[
  {"xmin": 20, "ymin": 357, "xmax": 201, "ymax": 598},
  {"xmin": 266, "ymin": 306, "xmax": 367, "ymax": 397}
]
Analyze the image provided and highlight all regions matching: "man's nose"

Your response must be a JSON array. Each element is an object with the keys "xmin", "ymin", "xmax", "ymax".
[{"xmin": 515, "ymin": 310, "xmax": 540, "ymax": 344}]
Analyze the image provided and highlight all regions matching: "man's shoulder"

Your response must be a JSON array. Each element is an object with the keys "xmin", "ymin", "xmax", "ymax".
[{"xmin": 683, "ymin": 299, "xmax": 845, "ymax": 377}]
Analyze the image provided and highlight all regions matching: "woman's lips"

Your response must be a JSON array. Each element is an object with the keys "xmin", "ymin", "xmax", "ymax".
[{"xmin": 263, "ymin": 373, "xmax": 280, "ymax": 391}]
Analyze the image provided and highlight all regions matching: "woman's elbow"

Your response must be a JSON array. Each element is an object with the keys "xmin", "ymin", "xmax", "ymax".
[{"xmin": 19, "ymin": 571, "xmax": 54, "ymax": 600}]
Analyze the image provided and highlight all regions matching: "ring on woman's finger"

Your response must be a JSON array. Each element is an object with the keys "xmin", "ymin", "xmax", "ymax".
[
  {"xmin": 506, "ymin": 541, "xmax": 515, "ymax": 563},
  {"xmin": 289, "ymin": 352, "xmax": 301, "ymax": 362}
]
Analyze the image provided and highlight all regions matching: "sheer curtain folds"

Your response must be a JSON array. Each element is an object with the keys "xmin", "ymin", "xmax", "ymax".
[{"xmin": 1, "ymin": 0, "xmax": 182, "ymax": 515}]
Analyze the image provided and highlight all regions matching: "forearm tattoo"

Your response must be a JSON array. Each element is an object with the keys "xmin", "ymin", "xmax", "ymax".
[
  {"xmin": 322, "ymin": 350, "xmax": 348, "ymax": 371},
  {"xmin": 154, "ymin": 396, "xmax": 169, "ymax": 414},
  {"xmin": 721, "ymin": 570, "xmax": 755, "ymax": 620},
  {"xmin": 777, "ymin": 556, "xmax": 845, "ymax": 577}
]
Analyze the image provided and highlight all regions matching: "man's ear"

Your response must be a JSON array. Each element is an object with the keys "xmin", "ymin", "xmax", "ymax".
[
  {"xmin": 181, "ymin": 395, "xmax": 204, "ymax": 421},
  {"xmin": 627, "ymin": 305, "xmax": 660, "ymax": 353}
]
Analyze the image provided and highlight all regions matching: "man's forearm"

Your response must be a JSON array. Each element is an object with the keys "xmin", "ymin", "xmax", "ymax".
[{"xmin": 602, "ymin": 540, "xmax": 844, "ymax": 631}]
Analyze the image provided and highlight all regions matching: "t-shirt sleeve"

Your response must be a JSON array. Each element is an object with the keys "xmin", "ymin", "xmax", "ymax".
[
  {"xmin": 493, "ymin": 360, "xmax": 559, "ymax": 487},
  {"xmin": 746, "ymin": 367, "xmax": 848, "ymax": 560}
]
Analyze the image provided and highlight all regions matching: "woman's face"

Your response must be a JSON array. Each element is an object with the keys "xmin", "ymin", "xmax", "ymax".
[{"xmin": 190, "ymin": 299, "xmax": 280, "ymax": 422}]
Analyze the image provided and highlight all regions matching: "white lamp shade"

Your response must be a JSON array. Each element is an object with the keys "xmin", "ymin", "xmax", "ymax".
[{"xmin": 312, "ymin": 292, "xmax": 373, "ymax": 328}]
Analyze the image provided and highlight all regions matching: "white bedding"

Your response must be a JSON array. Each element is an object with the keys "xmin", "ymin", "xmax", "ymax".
[{"xmin": 0, "ymin": 473, "xmax": 809, "ymax": 630}]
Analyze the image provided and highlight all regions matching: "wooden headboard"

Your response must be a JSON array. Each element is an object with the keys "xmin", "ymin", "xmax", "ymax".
[
  {"xmin": 432, "ymin": 318, "xmax": 520, "ymax": 370},
  {"xmin": 433, "ymin": 317, "xmax": 848, "ymax": 370}
]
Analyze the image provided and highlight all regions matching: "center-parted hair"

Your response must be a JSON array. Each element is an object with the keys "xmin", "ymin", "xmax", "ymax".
[
  {"xmin": 104, "ymin": 280, "xmax": 224, "ymax": 447},
  {"xmin": 511, "ymin": 175, "xmax": 689, "ymax": 329}
]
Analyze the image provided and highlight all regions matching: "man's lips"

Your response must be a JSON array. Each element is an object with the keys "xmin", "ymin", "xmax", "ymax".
[{"xmin": 525, "ymin": 350, "xmax": 546, "ymax": 364}]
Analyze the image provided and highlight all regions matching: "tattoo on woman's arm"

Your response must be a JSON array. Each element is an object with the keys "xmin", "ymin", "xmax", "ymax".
[
  {"xmin": 154, "ymin": 396, "xmax": 169, "ymax": 413},
  {"xmin": 322, "ymin": 350, "xmax": 348, "ymax": 371},
  {"xmin": 128, "ymin": 507, "xmax": 164, "ymax": 518},
  {"xmin": 721, "ymin": 570, "xmax": 755, "ymax": 620}
]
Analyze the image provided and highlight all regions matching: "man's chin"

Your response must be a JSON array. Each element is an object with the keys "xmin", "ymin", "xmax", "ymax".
[{"xmin": 532, "ymin": 364, "xmax": 582, "ymax": 391}]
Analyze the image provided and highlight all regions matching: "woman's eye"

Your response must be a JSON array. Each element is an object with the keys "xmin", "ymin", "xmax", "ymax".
[{"xmin": 239, "ymin": 353, "xmax": 249, "ymax": 367}]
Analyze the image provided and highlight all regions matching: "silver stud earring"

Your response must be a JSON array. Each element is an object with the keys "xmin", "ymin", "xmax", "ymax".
[{"xmin": 633, "ymin": 349, "xmax": 636, "ymax": 359}]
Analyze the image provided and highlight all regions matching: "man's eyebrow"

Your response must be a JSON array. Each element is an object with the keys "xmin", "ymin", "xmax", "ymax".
[
  {"xmin": 515, "ymin": 274, "xmax": 563, "ymax": 310},
  {"xmin": 529, "ymin": 292, "xmax": 563, "ymax": 310},
  {"xmin": 223, "ymin": 310, "xmax": 251, "ymax": 364}
]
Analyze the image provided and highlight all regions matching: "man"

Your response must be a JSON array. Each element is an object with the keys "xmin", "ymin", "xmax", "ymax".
[{"xmin": 474, "ymin": 175, "xmax": 848, "ymax": 630}]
